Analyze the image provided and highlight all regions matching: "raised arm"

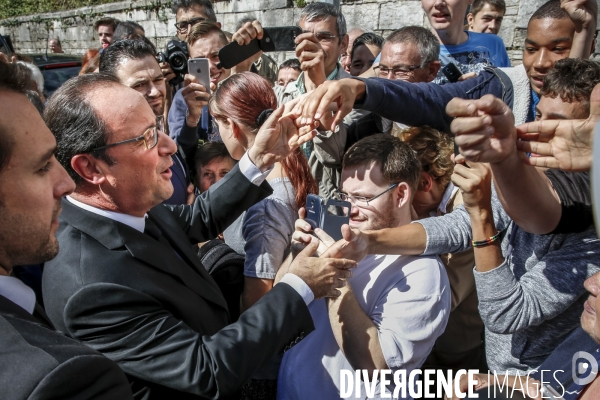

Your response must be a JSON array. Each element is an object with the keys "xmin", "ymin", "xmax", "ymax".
[{"xmin": 562, "ymin": 0, "xmax": 598, "ymax": 59}]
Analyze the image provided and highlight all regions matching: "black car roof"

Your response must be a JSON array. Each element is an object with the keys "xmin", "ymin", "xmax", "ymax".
[{"xmin": 29, "ymin": 53, "xmax": 82, "ymax": 68}]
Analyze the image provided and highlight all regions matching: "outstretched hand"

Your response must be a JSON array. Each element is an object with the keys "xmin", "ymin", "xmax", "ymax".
[
  {"xmin": 516, "ymin": 82, "xmax": 600, "ymax": 171},
  {"xmin": 446, "ymin": 94, "xmax": 517, "ymax": 164},
  {"xmin": 291, "ymin": 78, "xmax": 366, "ymax": 132},
  {"xmin": 249, "ymin": 105, "xmax": 317, "ymax": 172},
  {"xmin": 561, "ymin": 0, "xmax": 598, "ymax": 30}
]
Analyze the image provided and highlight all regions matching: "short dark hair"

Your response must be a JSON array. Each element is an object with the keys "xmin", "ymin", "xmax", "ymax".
[
  {"xmin": 43, "ymin": 73, "xmax": 121, "ymax": 184},
  {"xmin": 171, "ymin": 0, "xmax": 217, "ymax": 22},
  {"xmin": 350, "ymin": 32, "xmax": 384, "ymax": 61},
  {"xmin": 99, "ymin": 39, "xmax": 157, "ymax": 76},
  {"xmin": 470, "ymin": 0, "xmax": 506, "ymax": 16},
  {"xmin": 279, "ymin": 58, "xmax": 301, "ymax": 72},
  {"xmin": 299, "ymin": 2, "xmax": 347, "ymax": 38},
  {"xmin": 49, "ymin": 37, "xmax": 61, "ymax": 46},
  {"xmin": 114, "ymin": 21, "xmax": 145, "ymax": 41},
  {"xmin": 186, "ymin": 21, "xmax": 228, "ymax": 47},
  {"xmin": 541, "ymin": 58, "xmax": 600, "ymax": 116},
  {"xmin": 235, "ymin": 16, "xmax": 256, "ymax": 31},
  {"xmin": 193, "ymin": 142, "xmax": 235, "ymax": 187},
  {"xmin": 383, "ymin": 26, "xmax": 440, "ymax": 66},
  {"xmin": 0, "ymin": 61, "xmax": 32, "ymax": 172},
  {"xmin": 94, "ymin": 17, "xmax": 118, "ymax": 31},
  {"xmin": 530, "ymin": 0, "xmax": 568, "ymax": 21},
  {"xmin": 342, "ymin": 134, "xmax": 421, "ymax": 192}
]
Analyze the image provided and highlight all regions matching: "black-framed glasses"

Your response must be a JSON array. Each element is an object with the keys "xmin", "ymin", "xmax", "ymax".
[
  {"xmin": 374, "ymin": 64, "xmax": 423, "ymax": 79},
  {"xmin": 175, "ymin": 17, "xmax": 207, "ymax": 33},
  {"xmin": 91, "ymin": 116, "xmax": 164, "ymax": 153},
  {"xmin": 335, "ymin": 183, "xmax": 399, "ymax": 207},
  {"xmin": 302, "ymin": 30, "xmax": 337, "ymax": 43}
]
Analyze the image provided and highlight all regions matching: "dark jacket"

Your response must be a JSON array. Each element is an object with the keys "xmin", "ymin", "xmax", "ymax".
[
  {"xmin": 352, "ymin": 67, "xmax": 514, "ymax": 133},
  {"xmin": 0, "ymin": 295, "xmax": 134, "ymax": 400},
  {"xmin": 42, "ymin": 165, "xmax": 315, "ymax": 400}
]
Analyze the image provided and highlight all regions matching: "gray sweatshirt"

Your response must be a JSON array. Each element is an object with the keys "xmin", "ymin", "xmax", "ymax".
[{"xmin": 416, "ymin": 189, "xmax": 600, "ymax": 372}]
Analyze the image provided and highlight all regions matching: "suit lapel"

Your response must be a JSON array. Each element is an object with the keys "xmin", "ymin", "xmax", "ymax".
[
  {"xmin": 0, "ymin": 295, "xmax": 54, "ymax": 330},
  {"xmin": 60, "ymin": 199, "xmax": 228, "ymax": 311}
]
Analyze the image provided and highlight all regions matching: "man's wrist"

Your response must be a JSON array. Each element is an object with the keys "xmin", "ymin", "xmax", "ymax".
[
  {"xmin": 186, "ymin": 109, "xmax": 200, "ymax": 127},
  {"xmin": 247, "ymin": 148, "xmax": 269, "ymax": 173}
]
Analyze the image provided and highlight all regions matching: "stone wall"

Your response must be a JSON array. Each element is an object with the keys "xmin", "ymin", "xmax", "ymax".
[{"xmin": 1, "ymin": 0, "xmax": 599, "ymax": 66}]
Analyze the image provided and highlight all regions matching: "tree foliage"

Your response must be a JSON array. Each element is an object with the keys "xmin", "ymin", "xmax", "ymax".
[{"xmin": 0, "ymin": 0, "xmax": 118, "ymax": 19}]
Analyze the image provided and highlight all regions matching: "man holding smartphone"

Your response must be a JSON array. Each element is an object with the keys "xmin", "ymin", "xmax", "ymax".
[
  {"xmin": 232, "ymin": 2, "xmax": 353, "ymax": 199},
  {"xmin": 278, "ymin": 134, "xmax": 451, "ymax": 398},
  {"xmin": 168, "ymin": 21, "xmax": 232, "ymax": 162}
]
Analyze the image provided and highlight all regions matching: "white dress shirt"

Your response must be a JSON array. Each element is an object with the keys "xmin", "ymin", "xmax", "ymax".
[
  {"xmin": 66, "ymin": 151, "xmax": 314, "ymax": 305},
  {"xmin": 0, "ymin": 275, "xmax": 36, "ymax": 314}
]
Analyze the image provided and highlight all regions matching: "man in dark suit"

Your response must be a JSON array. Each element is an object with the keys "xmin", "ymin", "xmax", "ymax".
[
  {"xmin": 42, "ymin": 72, "xmax": 355, "ymax": 399},
  {"xmin": 0, "ymin": 60, "xmax": 134, "ymax": 399}
]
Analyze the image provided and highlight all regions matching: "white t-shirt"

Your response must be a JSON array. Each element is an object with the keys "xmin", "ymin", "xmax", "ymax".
[{"xmin": 277, "ymin": 254, "xmax": 451, "ymax": 399}]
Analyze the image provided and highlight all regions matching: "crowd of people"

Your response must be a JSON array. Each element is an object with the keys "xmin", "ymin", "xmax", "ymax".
[{"xmin": 1, "ymin": 0, "xmax": 600, "ymax": 399}]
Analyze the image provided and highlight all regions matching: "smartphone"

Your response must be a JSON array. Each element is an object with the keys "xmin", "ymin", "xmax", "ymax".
[
  {"xmin": 217, "ymin": 26, "xmax": 302, "ymax": 69},
  {"xmin": 187, "ymin": 58, "xmax": 211, "ymax": 93},
  {"xmin": 441, "ymin": 62, "xmax": 462, "ymax": 83},
  {"xmin": 322, "ymin": 199, "xmax": 351, "ymax": 241},
  {"xmin": 305, "ymin": 194, "xmax": 323, "ymax": 231}
]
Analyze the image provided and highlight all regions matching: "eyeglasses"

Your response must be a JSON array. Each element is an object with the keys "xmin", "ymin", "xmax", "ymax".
[
  {"xmin": 175, "ymin": 17, "xmax": 207, "ymax": 33},
  {"xmin": 335, "ymin": 183, "xmax": 399, "ymax": 207},
  {"xmin": 302, "ymin": 30, "xmax": 337, "ymax": 43},
  {"xmin": 374, "ymin": 64, "xmax": 423, "ymax": 79},
  {"xmin": 91, "ymin": 116, "xmax": 164, "ymax": 153}
]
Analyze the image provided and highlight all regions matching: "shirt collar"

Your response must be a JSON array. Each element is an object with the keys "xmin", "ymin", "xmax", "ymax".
[
  {"xmin": 431, "ymin": 182, "xmax": 459, "ymax": 217},
  {"xmin": 296, "ymin": 63, "xmax": 341, "ymax": 95},
  {"xmin": 0, "ymin": 275, "xmax": 36, "ymax": 314},
  {"xmin": 67, "ymin": 196, "xmax": 146, "ymax": 233}
]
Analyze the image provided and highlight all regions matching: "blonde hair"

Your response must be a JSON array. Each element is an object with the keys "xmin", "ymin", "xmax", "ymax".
[{"xmin": 397, "ymin": 126, "xmax": 454, "ymax": 190}]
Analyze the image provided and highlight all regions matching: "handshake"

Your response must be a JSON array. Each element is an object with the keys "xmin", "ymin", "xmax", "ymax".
[{"xmin": 277, "ymin": 207, "xmax": 370, "ymax": 299}]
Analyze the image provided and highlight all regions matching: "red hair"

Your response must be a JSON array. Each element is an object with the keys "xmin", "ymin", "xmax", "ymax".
[{"xmin": 210, "ymin": 72, "xmax": 317, "ymax": 208}]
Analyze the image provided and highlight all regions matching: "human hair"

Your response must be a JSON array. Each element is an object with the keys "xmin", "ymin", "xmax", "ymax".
[
  {"xmin": 193, "ymin": 141, "xmax": 235, "ymax": 187},
  {"xmin": 186, "ymin": 21, "xmax": 228, "ymax": 47},
  {"xmin": 397, "ymin": 126, "xmax": 454, "ymax": 190},
  {"xmin": 343, "ymin": 134, "xmax": 421, "ymax": 193},
  {"xmin": 0, "ymin": 60, "xmax": 33, "ymax": 172},
  {"xmin": 114, "ymin": 21, "xmax": 145, "ymax": 40},
  {"xmin": 43, "ymin": 73, "xmax": 121, "ymax": 184},
  {"xmin": 94, "ymin": 17, "xmax": 118, "ymax": 31},
  {"xmin": 80, "ymin": 48, "xmax": 100, "ymax": 75},
  {"xmin": 350, "ymin": 32, "xmax": 383, "ymax": 62},
  {"xmin": 171, "ymin": 0, "xmax": 217, "ymax": 22},
  {"xmin": 235, "ymin": 16, "xmax": 256, "ymax": 31},
  {"xmin": 209, "ymin": 72, "xmax": 318, "ymax": 208},
  {"xmin": 541, "ymin": 58, "xmax": 600, "ymax": 116},
  {"xmin": 299, "ymin": 2, "xmax": 347, "ymax": 38},
  {"xmin": 50, "ymin": 37, "xmax": 61, "ymax": 46},
  {"xmin": 383, "ymin": 26, "xmax": 440, "ymax": 66},
  {"xmin": 99, "ymin": 39, "xmax": 157, "ymax": 76},
  {"xmin": 279, "ymin": 58, "xmax": 301, "ymax": 72},
  {"xmin": 470, "ymin": 0, "xmax": 506, "ymax": 16},
  {"xmin": 16, "ymin": 61, "xmax": 44, "ymax": 96},
  {"xmin": 530, "ymin": 0, "xmax": 568, "ymax": 21}
]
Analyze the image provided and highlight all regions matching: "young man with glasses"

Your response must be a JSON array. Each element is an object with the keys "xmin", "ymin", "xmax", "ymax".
[{"xmin": 277, "ymin": 134, "xmax": 451, "ymax": 399}]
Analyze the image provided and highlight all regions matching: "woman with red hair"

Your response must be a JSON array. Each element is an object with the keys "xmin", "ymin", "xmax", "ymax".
[
  {"xmin": 209, "ymin": 72, "xmax": 317, "ymax": 397},
  {"xmin": 209, "ymin": 72, "xmax": 317, "ymax": 309}
]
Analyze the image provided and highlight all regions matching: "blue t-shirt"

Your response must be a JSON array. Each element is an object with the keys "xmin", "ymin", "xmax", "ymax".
[{"xmin": 435, "ymin": 31, "xmax": 510, "ymax": 84}]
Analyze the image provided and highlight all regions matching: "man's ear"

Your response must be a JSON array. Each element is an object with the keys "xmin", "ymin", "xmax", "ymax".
[
  {"xmin": 396, "ymin": 182, "xmax": 412, "ymax": 208},
  {"xmin": 340, "ymin": 33, "xmax": 349, "ymax": 53},
  {"xmin": 418, "ymin": 172, "xmax": 434, "ymax": 192},
  {"xmin": 466, "ymin": 13, "xmax": 474, "ymax": 30},
  {"xmin": 426, "ymin": 61, "xmax": 442, "ymax": 82},
  {"xmin": 71, "ymin": 154, "xmax": 107, "ymax": 186},
  {"xmin": 216, "ymin": 21, "xmax": 222, "ymax": 29}
]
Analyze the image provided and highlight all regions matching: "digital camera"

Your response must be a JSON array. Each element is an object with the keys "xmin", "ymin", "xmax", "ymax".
[{"xmin": 157, "ymin": 39, "xmax": 189, "ymax": 86}]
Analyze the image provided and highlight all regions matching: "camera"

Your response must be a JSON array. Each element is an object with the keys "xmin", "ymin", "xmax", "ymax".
[{"xmin": 157, "ymin": 39, "xmax": 189, "ymax": 86}]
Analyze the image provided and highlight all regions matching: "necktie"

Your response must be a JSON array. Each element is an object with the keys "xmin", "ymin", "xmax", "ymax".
[{"xmin": 33, "ymin": 302, "xmax": 55, "ymax": 329}]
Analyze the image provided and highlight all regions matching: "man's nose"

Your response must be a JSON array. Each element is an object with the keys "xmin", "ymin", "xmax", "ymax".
[
  {"xmin": 534, "ymin": 48, "xmax": 553, "ymax": 70},
  {"xmin": 157, "ymin": 131, "xmax": 177, "ymax": 156}
]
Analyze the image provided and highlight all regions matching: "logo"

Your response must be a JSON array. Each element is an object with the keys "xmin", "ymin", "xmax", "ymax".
[{"xmin": 572, "ymin": 351, "xmax": 599, "ymax": 386}]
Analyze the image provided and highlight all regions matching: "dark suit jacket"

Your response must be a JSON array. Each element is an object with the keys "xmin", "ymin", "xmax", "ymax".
[
  {"xmin": 0, "ymin": 295, "xmax": 133, "ymax": 400},
  {"xmin": 43, "ymin": 165, "xmax": 315, "ymax": 400}
]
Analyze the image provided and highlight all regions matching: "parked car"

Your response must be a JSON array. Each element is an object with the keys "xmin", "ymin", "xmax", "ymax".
[{"xmin": 30, "ymin": 53, "xmax": 81, "ymax": 97}]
